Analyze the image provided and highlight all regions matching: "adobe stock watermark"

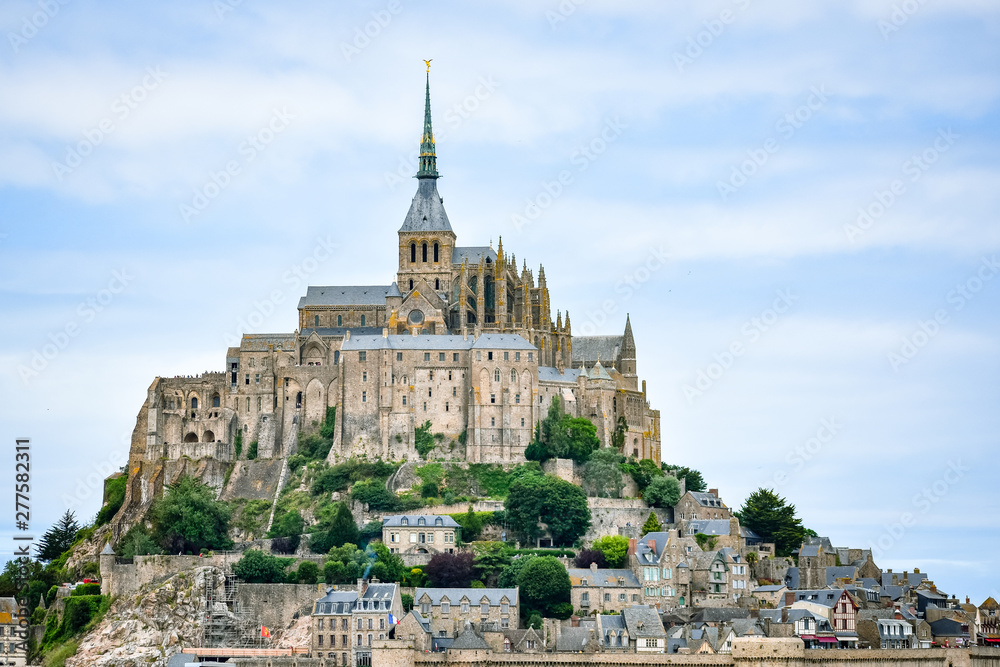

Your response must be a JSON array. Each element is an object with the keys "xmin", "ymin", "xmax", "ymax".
[
  {"xmin": 673, "ymin": 0, "xmax": 753, "ymax": 72},
  {"xmin": 18, "ymin": 269, "xmax": 135, "ymax": 384},
  {"xmin": 576, "ymin": 246, "xmax": 670, "ymax": 336},
  {"xmin": 384, "ymin": 75, "xmax": 500, "ymax": 190},
  {"xmin": 878, "ymin": 0, "xmax": 929, "ymax": 40},
  {"xmin": 224, "ymin": 236, "xmax": 339, "ymax": 346},
  {"xmin": 772, "ymin": 417, "xmax": 844, "ymax": 487},
  {"xmin": 52, "ymin": 66, "xmax": 168, "ymax": 181},
  {"xmin": 888, "ymin": 254, "xmax": 999, "ymax": 371},
  {"xmin": 870, "ymin": 460, "xmax": 968, "ymax": 559},
  {"xmin": 511, "ymin": 116, "xmax": 627, "ymax": 232},
  {"xmin": 213, "ymin": 0, "xmax": 245, "ymax": 21},
  {"xmin": 61, "ymin": 434, "xmax": 130, "ymax": 514},
  {"xmin": 7, "ymin": 0, "xmax": 71, "ymax": 53},
  {"xmin": 844, "ymin": 128, "xmax": 959, "ymax": 243},
  {"xmin": 683, "ymin": 289, "xmax": 798, "ymax": 403},
  {"xmin": 340, "ymin": 0, "xmax": 402, "ymax": 63},
  {"xmin": 545, "ymin": 0, "xmax": 586, "ymax": 29},
  {"xmin": 180, "ymin": 108, "xmax": 294, "ymax": 222},
  {"xmin": 717, "ymin": 85, "xmax": 829, "ymax": 201}
]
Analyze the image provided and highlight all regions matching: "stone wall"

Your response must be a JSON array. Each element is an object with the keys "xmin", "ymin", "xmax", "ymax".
[
  {"xmin": 222, "ymin": 458, "xmax": 286, "ymax": 501},
  {"xmin": 237, "ymin": 584, "xmax": 324, "ymax": 631},
  {"xmin": 584, "ymin": 498, "xmax": 670, "ymax": 543}
]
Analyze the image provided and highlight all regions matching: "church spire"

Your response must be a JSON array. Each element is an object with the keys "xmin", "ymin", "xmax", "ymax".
[{"xmin": 416, "ymin": 61, "xmax": 439, "ymax": 179}]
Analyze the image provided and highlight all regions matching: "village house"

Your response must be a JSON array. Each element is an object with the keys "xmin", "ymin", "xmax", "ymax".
[
  {"xmin": 674, "ymin": 490, "xmax": 731, "ymax": 521},
  {"xmin": 414, "ymin": 588, "xmax": 518, "ymax": 638},
  {"xmin": 0, "ymin": 598, "xmax": 26, "ymax": 667},
  {"xmin": 567, "ymin": 564, "xmax": 642, "ymax": 614},
  {"xmin": 788, "ymin": 589, "xmax": 860, "ymax": 648},
  {"xmin": 629, "ymin": 531, "xmax": 701, "ymax": 610},
  {"xmin": 623, "ymin": 606, "xmax": 667, "ymax": 653},
  {"xmin": 382, "ymin": 515, "xmax": 460, "ymax": 556},
  {"xmin": 690, "ymin": 549, "xmax": 752, "ymax": 606},
  {"xmin": 311, "ymin": 580, "xmax": 403, "ymax": 665}
]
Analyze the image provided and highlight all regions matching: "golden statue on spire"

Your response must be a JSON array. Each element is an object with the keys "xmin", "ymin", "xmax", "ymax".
[{"xmin": 423, "ymin": 59, "xmax": 432, "ymax": 73}]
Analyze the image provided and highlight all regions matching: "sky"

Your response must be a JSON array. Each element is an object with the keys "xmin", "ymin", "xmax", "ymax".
[{"xmin": 1, "ymin": 1, "xmax": 998, "ymax": 602}]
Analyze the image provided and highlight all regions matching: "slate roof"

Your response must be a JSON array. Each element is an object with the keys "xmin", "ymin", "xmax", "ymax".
[
  {"xmin": 101, "ymin": 543, "xmax": 115, "ymax": 555},
  {"xmin": 785, "ymin": 567, "xmax": 800, "ymax": 590},
  {"xmin": 755, "ymin": 585, "xmax": 786, "ymax": 593},
  {"xmin": 297, "ymin": 285, "xmax": 397, "ymax": 308},
  {"xmin": 690, "ymin": 608, "xmax": 751, "ymax": 624},
  {"xmin": 791, "ymin": 589, "xmax": 847, "ymax": 608},
  {"xmin": 470, "ymin": 334, "xmax": 537, "ymax": 350},
  {"xmin": 799, "ymin": 545, "xmax": 821, "ymax": 558},
  {"xmin": 452, "ymin": 246, "xmax": 496, "ymax": 265},
  {"xmin": 689, "ymin": 492, "xmax": 725, "ymax": 508},
  {"xmin": 315, "ymin": 589, "xmax": 359, "ymax": 615},
  {"xmin": 877, "ymin": 619, "xmax": 913, "ymax": 640},
  {"xmin": 571, "ymin": 336, "xmax": 622, "ymax": 364},
  {"xmin": 409, "ymin": 609, "xmax": 431, "ymax": 633},
  {"xmin": 299, "ymin": 327, "xmax": 384, "ymax": 338},
  {"xmin": 623, "ymin": 606, "xmax": 666, "ymax": 638},
  {"xmin": 882, "ymin": 571, "xmax": 928, "ymax": 587},
  {"xmin": 383, "ymin": 515, "xmax": 460, "ymax": 528},
  {"xmin": 538, "ymin": 366, "xmax": 583, "ymax": 384},
  {"xmin": 400, "ymin": 179, "xmax": 453, "ymax": 233},
  {"xmin": 567, "ymin": 568, "xmax": 641, "ymax": 587},
  {"xmin": 929, "ymin": 618, "xmax": 967, "ymax": 637},
  {"xmin": 451, "ymin": 626, "xmax": 491, "ymax": 650},
  {"xmin": 687, "ymin": 519, "xmax": 732, "ymax": 536},
  {"xmin": 634, "ymin": 531, "xmax": 672, "ymax": 566},
  {"xmin": 556, "ymin": 626, "xmax": 595, "ymax": 651},
  {"xmin": 362, "ymin": 583, "xmax": 397, "ymax": 602},
  {"xmin": 415, "ymin": 588, "xmax": 517, "ymax": 606},
  {"xmin": 826, "ymin": 566, "xmax": 858, "ymax": 585}
]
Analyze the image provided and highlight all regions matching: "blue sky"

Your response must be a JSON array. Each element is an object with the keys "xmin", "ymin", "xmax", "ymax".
[{"xmin": 1, "ymin": 1, "xmax": 998, "ymax": 601}]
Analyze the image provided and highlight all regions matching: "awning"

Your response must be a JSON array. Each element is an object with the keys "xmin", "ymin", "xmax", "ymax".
[
  {"xmin": 798, "ymin": 635, "xmax": 816, "ymax": 641},
  {"xmin": 985, "ymin": 638, "xmax": 1000, "ymax": 643},
  {"xmin": 817, "ymin": 637, "xmax": 838, "ymax": 643}
]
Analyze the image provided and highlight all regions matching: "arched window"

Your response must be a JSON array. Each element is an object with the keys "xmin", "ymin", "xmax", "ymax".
[
  {"xmin": 337, "ymin": 314, "xmax": 343, "ymax": 326},
  {"xmin": 511, "ymin": 369, "xmax": 517, "ymax": 383},
  {"xmin": 315, "ymin": 315, "xmax": 319, "ymax": 327},
  {"xmin": 184, "ymin": 432, "xmax": 198, "ymax": 443},
  {"xmin": 361, "ymin": 314, "xmax": 366, "ymax": 326},
  {"xmin": 494, "ymin": 369, "xmax": 501, "ymax": 383},
  {"xmin": 212, "ymin": 393, "xmax": 220, "ymax": 408},
  {"xmin": 203, "ymin": 430, "xmax": 215, "ymax": 442},
  {"xmin": 410, "ymin": 243, "xmax": 416, "ymax": 263},
  {"xmin": 421, "ymin": 243, "xmax": 428, "ymax": 262},
  {"xmin": 433, "ymin": 242, "xmax": 439, "ymax": 262},
  {"xmin": 190, "ymin": 397, "xmax": 198, "ymax": 410}
]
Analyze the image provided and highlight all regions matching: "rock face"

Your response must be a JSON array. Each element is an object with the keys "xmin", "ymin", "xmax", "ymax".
[{"xmin": 67, "ymin": 567, "xmax": 214, "ymax": 667}]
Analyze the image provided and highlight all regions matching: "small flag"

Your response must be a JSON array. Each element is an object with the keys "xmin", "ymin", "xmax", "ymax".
[
  {"xmin": 261, "ymin": 626, "xmax": 271, "ymax": 638},
  {"xmin": 389, "ymin": 613, "xmax": 400, "ymax": 625}
]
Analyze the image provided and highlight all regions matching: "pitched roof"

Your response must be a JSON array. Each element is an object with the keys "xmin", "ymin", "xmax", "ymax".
[
  {"xmin": 299, "ymin": 327, "xmax": 384, "ymax": 338},
  {"xmin": 799, "ymin": 544, "xmax": 821, "ymax": 558},
  {"xmin": 315, "ymin": 589, "xmax": 359, "ymax": 614},
  {"xmin": 556, "ymin": 626, "xmax": 596, "ymax": 652},
  {"xmin": 415, "ymin": 588, "xmax": 517, "ymax": 606},
  {"xmin": 688, "ymin": 492, "xmax": 725, "ymax": 508},
  {"xmin": 623, "ymin": 606, "xmax": 666, "ymax": 638},
  {"xmin": 567, "ymin": 568, "xmax": 641, "ymax": 588},
  {"xmin": 538, "ymin": 366, "xmax": 583, "ymax": 384},
  {"xmin": 687, "ymin": 519, "xmax": 732, "ymax": 536},
  {"xmin": 754, "ymin": 585, "xmax": 786, "ymax": 593},
  {"xmin": 470, "ymin": 334, "xmax": 536, "ymax": 350},
  {"xmin": 826, "ymin": 566, "xmax": 858, "ymax": 585},
  {"xmin": 571, "ymin": 336, "xmax": 622, "ymax": 364},
  {"xmin": 297, "ymin": 285, "xmax": 397, "ymax": 308},
  {"xmin": 634, "ymin": 531, "xmax": 672, "ymax": 565},
  {"xmin": 400, "ymin": 179, "xmax": 453, "ymax": 233},
  {"xmin": 361, "ymin": 583, "xmax": 397, "ymax": 601},
  {"xmin": 791, "ymin": 589, "xmax": 849, "ymax": 608},
  {"xmin": 452, "ymin": 246, "xmax": 496, "ymax": 265},
  {"xmin": 450, "ymin": 626, "xmax": 491, "ymax": 650},
  {"xmin": 690, "ymin": 608, "xmax": 751, "ymax": 623},
  {"xmin": 383, "ymin": 514, "xmax": 460, "ymax": 528}
]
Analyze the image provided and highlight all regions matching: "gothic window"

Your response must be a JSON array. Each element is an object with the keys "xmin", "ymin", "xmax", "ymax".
[
  {"xmin": 410, "ymin": 243, "xmax": 416, "ymax": 263},
  {"xmin": 494, "ymin": 369, "xmax": 500, "ymax": 382},
  {"xmin": 212, "ymin": 393, "xmax": 220, "ymax": 408},
  {"xmin": 190, "ymin": 397, "xmax": 198, "ymax": 410},
  {"xmin": 510, "ymin": 369, "xmax": 517, "ymax": 382},
  {"xmin": 315, "ymin": 315, "xmax": 319, "ymax": 327},
  {"xmin": 296, "ymin": 392, "xmax": 302, "ymax": 408},
  {"xmin": 433, "ymin": 242, "xmax": 439, "ymax": 262},
  {"xmin": 422, "ymin": 243, "xmax": 427, "ymax": 262}
]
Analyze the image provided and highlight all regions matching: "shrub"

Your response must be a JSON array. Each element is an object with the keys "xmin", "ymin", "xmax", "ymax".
[
  {"xmin": 551, "ymin": 602, "xmax": 574, "ymax": 619},
  {"xmin": 297, "ymin": 561, "xmax": 319, "ymax": 584},
  {"xmin": 233, "ymin": 549, "xmax": 288, "ymax": 584},
  {"xmin": 592, "ymin": 535, "xmax": 630, "ymax": 568},
  {"xmin": 414, "ymin": 421, "xmax": 435, "ymax": 459},
  {"xmin": 96, "ymin": 475, "xmax": 128, "ymax": 526},
  {"xmin": 246, "ymin": 440, "xmax": 259, "ymax": 460},
  {"xmin": 71, "ymin": 583, "xmax": 101, "ymax": 597},
  {"xmin": 234, "ymin": 430, "xmax": 243, "ymax": 459},
  {"xmin": 402, "ymin": 593, "xmax": 414, "ymax": 611},
  {"xmin": 643, "ymin": 475, "xmax": 681, "ymax": 508}
]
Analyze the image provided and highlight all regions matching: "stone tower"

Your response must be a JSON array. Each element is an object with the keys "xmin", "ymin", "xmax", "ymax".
[
  {"xmin": 396, "ymin": 67, "xmax": 456, "ymax": 302},
  {"xmin": 621, "ymin": 314, "xmax": 638, "ymax": 390}
]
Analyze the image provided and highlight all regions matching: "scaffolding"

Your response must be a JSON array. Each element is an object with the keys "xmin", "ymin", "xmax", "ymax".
[{"xmin": 202, "ymin": 570, "xmax": 270, "ymax": 649}]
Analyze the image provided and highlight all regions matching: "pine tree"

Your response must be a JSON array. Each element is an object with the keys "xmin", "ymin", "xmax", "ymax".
[
  {"xmin": 36, "ymin": 510, "xmax": 80, "ymax": 561},
  {"xmin": 641, "ymin": 511, "xmax": 662, "ymax": 534}
]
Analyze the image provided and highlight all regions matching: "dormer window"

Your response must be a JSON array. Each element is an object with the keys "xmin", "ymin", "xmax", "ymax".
[
  {"xmin": 401, "ymin": 517, "xmax": 409, "ymax": 526},
  {"xmin": 418, "ymin": 517, "xmax": 426, "ymax": 526},
  {"xmin": 435, "ymin": 517, "xmax": 443, "ymax": 525}
]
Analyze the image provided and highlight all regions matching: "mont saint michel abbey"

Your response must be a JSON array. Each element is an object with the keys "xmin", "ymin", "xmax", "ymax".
[{"xmin": 132, "ymin": 71, "xmax": 661, "ymax": 473}]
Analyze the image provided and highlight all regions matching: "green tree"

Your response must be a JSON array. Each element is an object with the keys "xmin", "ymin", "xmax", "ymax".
[
  {"xmin": 643, "ymin": 475, "xmax": 681, "ymax": 508},
  {"xmin": 324, "ymin": 544, "xmax": 365, "ymax": 584},
  {"xmin": 414, "ymin": 420, "xmax": 435, "ymax": 459},
  {"xmin": 641, "ymin": 512, "xmax": 662, "ymax": 534},
  {"xmin": 118, "ymin": 525, "xmax": 161, "ymax": 557},
  {"xmin": 150, "ymin": 476, "xmax": 233, "ymax": 554},
  {"xmin": 663, "ymin": 465, "xmax": 706, "ymax": 493},
  {"xmin": 525, "ymin": 397, "xmax": 599, "ymax": 464},
  {"xmin": 96, "ymin": 475, "xmax": 128, "ymax": 526},
  {"xmin": 583, "ymin": 448, "xmax": 625, "ymax": 498},
  {"xmin": 622, "ymin": 458, "xmax": 664, "ymax": 492},
  {"xmin": 734, "ymin": 488, "xmax": 806, "ymax": 557},
  {"xmin": 311, "ymin": 502, "xmax": 360, "ymax": 554},
  {"xmin": 350, "ymin": 480, "xmax": 401, "ymax": 512},
  {"xmin": 592, "ymin": 535, "xmax": 630, "ymax": 568},
  {"xmin": 234, "ymin": 549, "xmax": 287, "ymax": 583},
  {"xmin": 517, "ymin": 556, "xmax": 570, "ymax": 617},
  {"xmin": 507, "ymin": 474, "xmax": 590, "ymax": 547},
  {"xmin": 296, "ymin": 561, "xmax": 319, "ymax": 584},
  {"xmin": 369, "ymin": 542, "xmax": 407, "ymax": 583},
  {"xmin": 472, "ymin": 542, "xmax": 512, "ymax": 586},
  {"xmin": 268, "ymin": 509, "xmax": 305, "ymax": 552},
  {"xmin": 611, "ymin": 416, "xmax": 628, "ymax": 450},
  {"xmin": 498, "ymin": 554, "xmax": 536, "ymax": 588},
  {"xmin": 36, "ymin": 510, "xmax": 81, "ymax": 561},
  {"xmin": 457, "ymin": 506, "xmax": 482, "ymax": 542},
  {"xmin": 402, "ymin": 593, "xmax": 414, "ymax": 612}
]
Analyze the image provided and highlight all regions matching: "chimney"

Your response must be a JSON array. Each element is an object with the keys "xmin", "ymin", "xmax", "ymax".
[
  {"xmin": 967, "ymin": 597, "xmax": 970, "ymax": 605},
  {"xmin": 709, "ymin": 489, "xmax": 719, "ymax": 498},
  {"xmin": 627, "ymin": 538, "xmax": 637, "ymax": 555},
  {"xmin": 895, "ymin": 609, "xmax": 903, "ymax": 620},
  {"xmin": 571, "ymin": 615, "xmax": 580, "ymax": 628},
  {"xmin": 648, "ymin": 539, "xmax": 656, "ymax": 551},
  {"xmin": 784, "ymin": 592, "xmax": 795, "ymax": 607},
  {"xmin": 345, "ymin": 330, "xmax": 351, "ymax": 340},
  {"xmin": 358, "ymin": 578, "xmax": 368, "ymax": 595},
  {"xmin": 750, "ymin": 608, "xmax": 759, "ymax": 619},
  {"xmin": 382, "ymin": 327, "xmax": 388, "ymax": 338},
  {"xmin": 590, "ymin": 562, "xmax": 598, "ymax": 573},
  {"xmin": 781, "ymin": 608, "xmax": 788, "ymax": 623}
]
